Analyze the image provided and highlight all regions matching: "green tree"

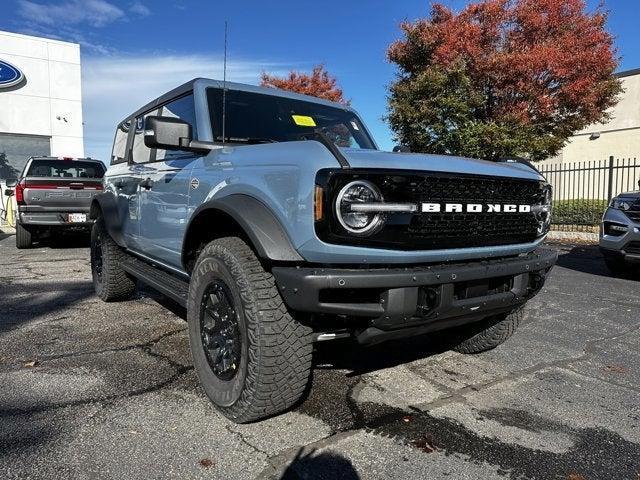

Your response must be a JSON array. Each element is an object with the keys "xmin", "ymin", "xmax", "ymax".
[
  {"xmin": 387, "ymin": 0, "xmax": 622, "ymax": 161},
  {"xmin": 0, "ymin": 152, "xmax": 19, "ymax": 180}
]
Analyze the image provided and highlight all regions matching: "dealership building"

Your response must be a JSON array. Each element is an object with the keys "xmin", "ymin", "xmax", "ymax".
[{"xmin": 0, "ymin": 30, "xmax": 84, "ymax": 179}]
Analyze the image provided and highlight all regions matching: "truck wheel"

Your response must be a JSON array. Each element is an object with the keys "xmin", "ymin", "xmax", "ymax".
[
  {"xmin": 15, "ymin": 222, "xmax": 34, "ymax": 249},
  {"xmin": 604, "ymin": 256, "xmax": 633, "ymax": 276},
  {"xmin": 187, "ymin": 236, "xmax": 313, "ymax": 423},
  {"xmin": 90, "ymin": 217, "xmax": 136, "ymax": 302},
  {"xmin": 449, "ymin": 307, "xmax": 524, "ymax": 354}
]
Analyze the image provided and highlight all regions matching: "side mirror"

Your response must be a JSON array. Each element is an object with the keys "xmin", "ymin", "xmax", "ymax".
[
  {"xmin": 5, "ymin": 179, "xmax": 17, "ymax": 188},
  {"xmin": 144, "ymin": 116, "xmax": 193, "ymax": 151},
  {"xmin": 4, "ymin": 188, "xmax": 14, "ymax": 197},
  {"xmin": 393, "ymin": 145, "xmax": 411, "ymax": 153}
]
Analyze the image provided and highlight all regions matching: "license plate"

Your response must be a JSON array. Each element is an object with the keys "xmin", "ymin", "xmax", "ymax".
[{"xmin": 68, "ymin": 213, "xmax": 87, "ymax": 223}]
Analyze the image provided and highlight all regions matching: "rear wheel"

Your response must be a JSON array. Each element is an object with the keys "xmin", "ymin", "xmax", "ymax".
[
  {"xmin": 90, "ymin": 216, "xmax": 136, "ymax": 301},
  {"xmin": 448, "ymin": 307, "xmax": 524, "ymax": 354},
  {"xmin": 15, "ymin": 222, "xmax": 34, "ymax": 249},
  {"xmin": 187, "ymin": 236, "xmax": 313, "ymax": 423}
]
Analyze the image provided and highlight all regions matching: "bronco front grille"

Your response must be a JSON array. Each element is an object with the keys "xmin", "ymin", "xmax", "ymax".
[
  {"xmin": 316, "ymin": 170, "xmax": 545, "ymax": 251},
  {"xmin": 404, "ymin": 175, "xmax": 541, "ymax": 248}
]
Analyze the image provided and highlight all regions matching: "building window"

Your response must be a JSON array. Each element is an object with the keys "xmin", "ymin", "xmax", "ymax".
[{"xmin": 0, "ymin": 133, "xmax": 51, "ymax": 179}]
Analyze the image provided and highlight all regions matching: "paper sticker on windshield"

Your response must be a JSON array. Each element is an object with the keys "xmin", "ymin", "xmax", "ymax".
[
  {"xmin": 292, "ymin": 115, "xmax": 316, "ymax": 127},
  {"xmin": 350, "ymin": 121, "xmax": 360, "ymax": 131}
]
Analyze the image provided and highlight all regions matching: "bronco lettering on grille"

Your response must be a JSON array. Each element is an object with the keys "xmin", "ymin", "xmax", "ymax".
[{"xmin": 421, "ymin": 203, "xmax": 532, "ymax": 213}]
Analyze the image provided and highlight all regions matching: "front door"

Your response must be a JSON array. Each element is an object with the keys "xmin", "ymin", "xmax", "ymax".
[{"xmin": 132, "ymin": 94, "xmax": 199, "ymax": 269}]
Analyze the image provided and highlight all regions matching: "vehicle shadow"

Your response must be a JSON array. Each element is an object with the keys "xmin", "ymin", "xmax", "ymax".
[
  {"xmin": 552, "ymin": 243, "xmax": 639, "ymax": 280},
  {"xmin": 0, "ymin": 280, "xmax": 95, "ymax": 333},
  {"xmin": 47, "ymin": 232, "xmax": 91, "ymax": 249},
  {"xmin": 313, "ymin": 333, "xmax": 446, "ymax": 377},
  {"xmin": 279, "ymin": 448, "xmax": 360, "ymax": 479}
]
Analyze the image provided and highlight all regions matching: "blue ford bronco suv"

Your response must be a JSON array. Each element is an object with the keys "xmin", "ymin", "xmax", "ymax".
[{"xmin": 90, "ymin": 78, "xmax": 556, "ymax": 422}]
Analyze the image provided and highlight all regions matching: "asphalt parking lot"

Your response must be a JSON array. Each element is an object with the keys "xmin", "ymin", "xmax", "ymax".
[{"xmin": 1, "ymin": 232, "xmax": 639, "ymax": 480}]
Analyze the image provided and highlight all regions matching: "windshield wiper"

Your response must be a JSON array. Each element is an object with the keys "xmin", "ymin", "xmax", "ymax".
[{"xmin": 216, "ymin": 136, "xmax": 278, "ymax": 144}]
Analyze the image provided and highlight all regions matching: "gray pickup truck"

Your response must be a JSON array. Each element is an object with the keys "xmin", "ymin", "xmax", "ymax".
[
  {"xmin": 90, "ymin": 78, "xmax": 556, "ymax": 422},
  {"xmin": 13, "ymin": 156, "xmax": 105, "ymax": 248}
]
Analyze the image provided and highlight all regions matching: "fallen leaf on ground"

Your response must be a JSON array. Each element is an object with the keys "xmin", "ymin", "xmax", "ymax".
[
  {"xmin": 199, "ymin": 458, "xmax": 214, "ymax": 468},
  {"xmin": 23, "ymin": 361, "xmax": 39, "ymax": 368},
  {"xmin": 602, "ymin": 364, "xmax": 628, "ymax": 374}
]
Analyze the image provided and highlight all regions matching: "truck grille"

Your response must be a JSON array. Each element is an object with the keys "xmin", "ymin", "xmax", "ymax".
[
  {"xmin": 623, "ymin": 203, "xmax": 640, "ymax": 222},
  {"xmin": 624, "ymin": 241, "xmax": 640, "ymax": 255},
  {"xmin": 402, "ymin": 175, "xmax": 542, "ymax": 248},
  {"xmin": 318, "ymin": 171, "xmax": 545, "ymax": 251}
]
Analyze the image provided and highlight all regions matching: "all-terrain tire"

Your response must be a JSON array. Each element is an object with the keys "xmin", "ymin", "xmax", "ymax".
[
  {"xmin": 15, "ymin": 222, "xmax": 34, "ymax": 249},
  {"xmin": 187, "ymin": 236, "xmax": 313, "ymax": 423},
  {"xmin": 451, "ymin": 307, "xmax": 524, "ymax": 354},
  {"xmin": 90, "ymin": 216, "xmax": 136, "ymax": 301}
]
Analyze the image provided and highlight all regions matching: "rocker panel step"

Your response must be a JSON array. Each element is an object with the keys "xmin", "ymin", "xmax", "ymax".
[{"xmin": 120, "ymin": 255, "xmax": 189, "ymax": 307}]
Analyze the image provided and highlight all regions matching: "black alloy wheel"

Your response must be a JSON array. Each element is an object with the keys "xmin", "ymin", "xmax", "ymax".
[{"xmin": 199, "ymin": 281, "xmax": 242, "ymax": 381}]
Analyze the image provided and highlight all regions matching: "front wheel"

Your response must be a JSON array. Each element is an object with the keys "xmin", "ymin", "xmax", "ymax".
[
  {"xmin": 447, "ymin": 307, "xmax": 524, "ymax": 354},
  {"xmin": 187, "ymin": 237, "xmax": 313, "ymax": 423}
]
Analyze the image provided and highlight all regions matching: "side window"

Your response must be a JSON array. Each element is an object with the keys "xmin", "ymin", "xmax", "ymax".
[
  {"xmin": 156, "ymin": 94, "xmax": 197, "ymax": 161},
  {"xmin": 111, "ymin": 120, "xmax": 130, "ymax": 165},
  {"xmin": 131, "ymin": 109, "xmax": 159, "ymax": 164},
  {"xmin": 130, "ymin": 93, "xmax": 197, "ymax": 164}
]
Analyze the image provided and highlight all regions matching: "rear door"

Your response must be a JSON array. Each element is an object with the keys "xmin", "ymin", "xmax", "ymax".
[
  {"xmin": 20, "ymin": 159, "xmax": 105, "ymax": 221},
  {"xmin": 105, "ymin": 119, "xmax": 143, "ymax": 248},
  {"xmin": 136, "ymin": 94, "xmax": 198, "ymax": 268}
]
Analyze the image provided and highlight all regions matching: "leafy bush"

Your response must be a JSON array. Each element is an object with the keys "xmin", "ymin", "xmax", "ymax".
[{"xmin": 552, "ymin": 199, "xmax": 608, "ymax": 226}]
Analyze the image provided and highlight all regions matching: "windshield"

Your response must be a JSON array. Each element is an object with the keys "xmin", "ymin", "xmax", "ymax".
[
  {"xmin": 207, "ymin": 88, "xmax": 376, "ymax": 150},
  {"xmin": 26, "ymin": 160, "xmax": 105, "ymax": 179}
]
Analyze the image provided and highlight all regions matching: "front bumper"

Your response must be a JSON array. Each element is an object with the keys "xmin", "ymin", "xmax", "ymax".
[
  {"xmin": 599, "ymin": 208, "xmax": 640, "ymax": 262},
  {"xmin": 272, "ymin": 248, "xmax": 557, "ymax": 343}
]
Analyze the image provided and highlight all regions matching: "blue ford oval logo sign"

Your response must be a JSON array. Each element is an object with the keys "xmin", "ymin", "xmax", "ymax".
[{"xmin": 0, "ymin": 59, "xmax": 25, "ymax": 89}]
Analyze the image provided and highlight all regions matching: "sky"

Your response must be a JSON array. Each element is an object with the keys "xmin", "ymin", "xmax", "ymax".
[{"xmin": 0, "ymin": 0, "xmax": 638, "ymax": 162}]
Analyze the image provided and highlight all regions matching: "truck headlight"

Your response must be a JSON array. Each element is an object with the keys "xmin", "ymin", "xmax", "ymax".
[
  {"xmin": 335, "ymin": 180, "xmax": 385, "ymax": 235},
  {"xmin": 610, "ymin": 197, "xmax": 633, "ymax": 211},
  {"xmin": 533, "ymin": 184, "xmax": 552, "ymax": 236}
]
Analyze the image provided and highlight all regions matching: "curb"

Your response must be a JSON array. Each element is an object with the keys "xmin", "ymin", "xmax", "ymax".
[{"xmin": 547, "ymin": 230, "xmax": 598, "ymax": 244}]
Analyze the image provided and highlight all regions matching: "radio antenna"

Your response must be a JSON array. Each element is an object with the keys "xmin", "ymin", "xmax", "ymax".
[{"xmin": 222, "ymin": 20, "xmax": 228, "ymax": 146}]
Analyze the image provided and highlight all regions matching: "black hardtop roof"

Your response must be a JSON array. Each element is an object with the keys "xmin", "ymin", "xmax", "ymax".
[{"xmin": 119, "ymin": 77, "xmax": 353, "ymax": 126}]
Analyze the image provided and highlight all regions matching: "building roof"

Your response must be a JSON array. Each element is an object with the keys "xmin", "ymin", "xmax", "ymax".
[{"xmin": 615, "ymin": 68, "xmax": 640, "ymax": 79}]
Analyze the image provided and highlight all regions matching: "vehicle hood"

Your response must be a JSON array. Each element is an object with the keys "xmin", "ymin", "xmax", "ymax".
[
  {"xmin": 340, "ymin": 149, "xmax": 544, "ymax": 181},
  {"xmin": 616, "ymin": 190, "xmax": 640, "ymax": 199}
]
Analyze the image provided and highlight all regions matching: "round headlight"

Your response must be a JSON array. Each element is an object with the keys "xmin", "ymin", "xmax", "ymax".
[{"xmin": 335, "ymin": 180, "xmax": 385, "ymax": 235}]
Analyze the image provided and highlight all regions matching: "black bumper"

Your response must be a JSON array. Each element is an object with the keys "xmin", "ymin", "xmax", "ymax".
[{"xmin": 272, "ymin": 248, "xmax": 557, "ymax": 342}]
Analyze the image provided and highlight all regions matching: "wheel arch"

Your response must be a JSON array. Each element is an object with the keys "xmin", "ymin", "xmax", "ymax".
[
  {"xmin": 181, "ymin": 194, "xmax": 303, "ymax": 273},
  {"xmin": 89, "ymin": 193, "xmax": 126, "ymax": 247}
]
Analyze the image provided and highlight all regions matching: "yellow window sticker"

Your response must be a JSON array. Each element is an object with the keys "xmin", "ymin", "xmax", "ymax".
[{"xmin": 292, "ymin": 115, "xmax": 316, "ymax": 127}]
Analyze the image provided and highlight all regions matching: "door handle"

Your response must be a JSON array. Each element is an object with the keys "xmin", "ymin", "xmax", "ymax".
[{"xmin": 139, "ymin": 177, "xmax": 154, "ymax": 190}]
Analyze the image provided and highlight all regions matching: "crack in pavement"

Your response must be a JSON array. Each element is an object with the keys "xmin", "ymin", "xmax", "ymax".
[
  {"xmin": 0, "ymin": 328, "xmax": 194, "ymax": 417},
  {"xmin": 224, "ymin": 425, "xmax": 271, "ymax": 457},
  {"xmin": 409, "ymin": 321, "xmax": 640, "ymax": 412}
]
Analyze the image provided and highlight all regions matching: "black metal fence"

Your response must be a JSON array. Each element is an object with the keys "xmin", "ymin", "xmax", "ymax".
[{"xmin": 539, "ymin": 157, "xmax": 640, "ymax": 232}]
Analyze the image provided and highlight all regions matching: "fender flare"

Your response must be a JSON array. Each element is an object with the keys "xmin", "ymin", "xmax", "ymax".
[
  {"xmin": 183, "ymin": 194, "xmax": 304, "ymax": 266},
  {"xmin": 89, "ymin": 192, "xmax": 126, "ymax": 247}
]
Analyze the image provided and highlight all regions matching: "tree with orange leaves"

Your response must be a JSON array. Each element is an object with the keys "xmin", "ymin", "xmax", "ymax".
[
  {"xmin": 260, "ymin": 64, "xmax": 350, "ymax": 105},
  {"xmin": 387, "ymin": 0, "xmax": 622, "ymax": 161}
]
